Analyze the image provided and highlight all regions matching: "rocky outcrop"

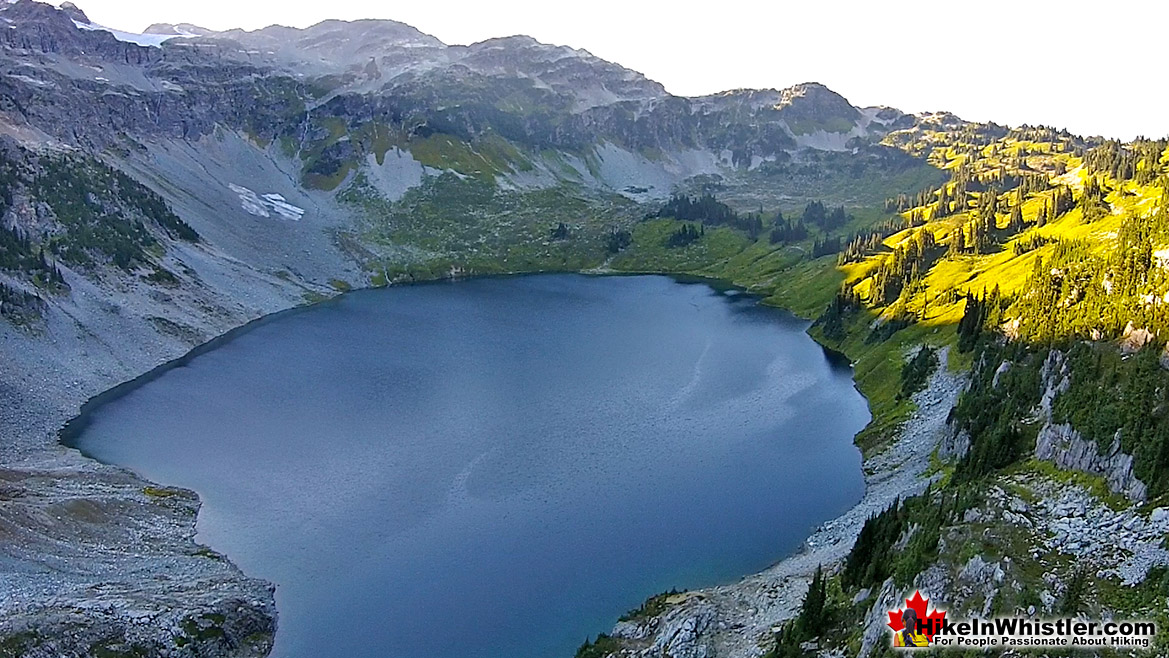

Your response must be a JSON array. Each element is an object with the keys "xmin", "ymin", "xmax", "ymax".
[
  {"xmin": 0, "ymin": 459, "xmax": 276, "ymax": 658},
  {"xmin": 938, "ymin": 428, "xmax": 969, "ymax": 460},
  {"xmin": 1036, "ymin": 350, "xmax": 1150, "ymax": 501},
  {"xmin": 1035, "ymin": 424, "xmax": 1147, "ymax": 501},
  {"xmin": 614, "ymin": 602, "xmax": 718, "ymax": 658},
  {"xmin": 855, "ymin": 476, "xmax": 1169, "ymax": 658}
]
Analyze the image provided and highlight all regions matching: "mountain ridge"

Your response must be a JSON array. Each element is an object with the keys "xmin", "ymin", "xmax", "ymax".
[{"xmin": 3, "ymin": 2, "xmax": 1165, "ymax": 658}]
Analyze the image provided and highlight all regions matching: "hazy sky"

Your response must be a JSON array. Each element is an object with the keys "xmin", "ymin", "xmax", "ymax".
[{"xmin": 54, "ymin": 0, "xmax": 1169, "ymax": 140}]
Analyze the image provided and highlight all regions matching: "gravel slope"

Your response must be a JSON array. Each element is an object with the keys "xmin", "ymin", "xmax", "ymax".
[{"xmin": 0, "ymin": 135, "xmax": 364, "ymax": 655}]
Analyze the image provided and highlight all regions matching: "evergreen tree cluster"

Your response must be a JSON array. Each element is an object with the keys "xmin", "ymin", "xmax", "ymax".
[
  {"xmin": 0, "ymin": 154, "xmax": 64, "ymax": 287},
  {"xmin": 655, "ymin": 192, "xmax": 725, "ymax": 223},
  {"xmin": 605, "ymin": 228, "xmax": 632, "ymax": 254},
  {"xmin": 764, "ymin": 566, "xmax": 833, "ymax": 658},
  {"xmin": 838, "ymin": 232, "xmax": 885, "ymax": 265},
  {"xmin": 883, "ymin": 193, "xmax": 912, "ymax": 214},
  {"xmin": 1003, "ymin": 214, "xmax": 1169, "ymax": 347},
  {"xmin": 1078, "ymin": 177, "xmax": 1110, "ymax": 222},
  {"xmin": 0, "ymin": 279, "xmax": 41, "ymax": 321},
  {"xmin": 816, "ymin": 285, "xmax": 860, "ymax": 340},
  {"xmin": 1084, "ymin": 139, "xmax": 1168, "ymax": 185},
  {"xmin": 549, "ymin": 222, "xmax": 570, "ymax": 240},
  {"xmin": 898, "ymin": 346, "xmax": 939, "ymax": 399},
  {"xmin": 842, "ymin": 487, "xmax": 975, "ymax": 592},
  {"xmin": 944, "ymin": 179, "xmax": 1169, "ymax": 494},
  {"xmin": 801, "ymin": 201, "xmax": 851, "ymax": 231},
  {"xmin": 811, "ymin": 236, "xmax": 840, "ymax": 258},
  {"xmin": 837, "ymin": 217, "xmax": 910, "ymax": 265},
  {"xmin": 655, "ymin": 193, "xmax": 766, "ymax": 239},
  {"xmin": 769, "ymin": 209, "xmax": 810, "ymax": 244},
  {"xmin": 1054, "ymin": 343, "xmax": 1169, "ymax": 496},
  {"xmin": 1012, "ymin": 233, "xmax": 1055, "ymax": 256},
  {"xmin": 869, "ymin": 229, "xmax": 938, "ymax": 306},
  {"xmin": 1007, "ymin": 124, "xmax": 1077, "ymax": 146},
  {"xmin": 666, "ymin": 222, "xmax": 704, "ymax": 248},
  {"xmin": 864, "ymin": 309, "xmax": 917, "ymax": 345},
  {"xmin": 0, "ymin": 150, "xmax": 201, "ymax": 273},
  {"xmin": 956, "ymin": 286, "xmax": 1006, "ymax": 352},
  {"xmin": 0, "ymin": 224, "xmax": 65, "ymax": 286},
  {"xmin": 950, "ymin": 342, "xmax": 1043, "ymax": 480}
]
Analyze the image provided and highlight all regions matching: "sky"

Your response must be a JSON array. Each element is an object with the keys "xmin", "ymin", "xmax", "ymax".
[{"xmin": 53, "ymin": 0, "xmax": 1169, "ymax": 140}]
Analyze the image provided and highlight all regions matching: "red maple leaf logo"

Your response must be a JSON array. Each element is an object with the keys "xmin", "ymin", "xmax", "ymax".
[{"xmin": 887, "ymin": 591, "xmax": 947, "ymax": 641}]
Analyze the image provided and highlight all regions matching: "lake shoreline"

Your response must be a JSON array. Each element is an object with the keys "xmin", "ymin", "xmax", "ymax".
[
  {"xmin": 58, "ymin": 269, "xmax": 811, "ymax": 451},
  {"xmin": 603, "ymin": 347, "xmax": 966, "ymax": 656},
  {"xmin": 4, "ymin": 265, "xmax": 924, "ymax": 658},
  {"xmin": 64, "ymin": 273, "xmax": 870, "ymax": 658}
]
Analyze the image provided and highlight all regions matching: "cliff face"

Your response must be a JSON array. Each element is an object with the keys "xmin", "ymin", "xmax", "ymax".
[
  {"xmin": 1035, "ymin": 350, "xmax": 1149, "ymax": 501},
  {"xmin": 938, "ymin": 349, "xmax": 1151, "ymax": 502}
]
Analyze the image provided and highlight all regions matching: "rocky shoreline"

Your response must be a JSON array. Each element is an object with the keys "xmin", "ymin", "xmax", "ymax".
[
  {"xmin": 608, "ymin": 348, "xmax": 967, "ymax": 657},
  {"xmin": 0, "ymin": 244, "xmax": 335, "ymax": 656}
]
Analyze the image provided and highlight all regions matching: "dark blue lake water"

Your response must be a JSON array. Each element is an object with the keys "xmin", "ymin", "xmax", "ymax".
[{"xmin": 68, "ymin": 274, "xmax": 868, "ymax": 658}]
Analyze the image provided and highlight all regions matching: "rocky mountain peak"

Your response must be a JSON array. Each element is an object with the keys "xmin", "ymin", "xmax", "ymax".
[
  {"xmin": 143, "ymin": 22, "xmax": 215, "ymax": 37},
  {"xmin": 0, "ymin": 0, "xmax": 162, "ymax": 58},
  {"xmin": 775, "ymin": 82, "xmax": 861, "ymax": 127},
  {"xmin": 57, "ymin": 1, "xmax": 87, "ymax": 23}
]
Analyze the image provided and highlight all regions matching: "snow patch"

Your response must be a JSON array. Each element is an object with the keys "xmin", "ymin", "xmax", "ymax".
[
  {"xmin": 228, "ymin": 184, "xmax": 305, "ymax": 220},
  {"xmin": 8, "ymin": 74, "xmax": 53, "ymax": 88},
  {"xmin": 72, "ymin": 20, "xmax": 188, "ymax": 48}
]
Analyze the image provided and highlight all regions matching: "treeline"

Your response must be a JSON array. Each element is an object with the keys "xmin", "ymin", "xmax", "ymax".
[
  {"xmin": 950, "ymin": 184, "xmax": 1169, "ymax": 493},
  {"xmin": 657, "ymin": 194, "xmax": 857, "ymax": 252},
  {"xmin": 1084, "ymin": 139, "xmax": 1169, "ymax": 185},
  {"xmin": 885, "ymin": 163, "xmax": 1051, "ymax": 225},
  {"xmin": 656, "ymin": 193, "xmax": 764, "ymax": 238},
  {"xmin": 1, "ymin": 149, "xmax": 199, "ymax": 276}
]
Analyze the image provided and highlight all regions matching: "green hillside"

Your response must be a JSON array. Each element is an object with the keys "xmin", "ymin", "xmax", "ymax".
[{"xmin": 568, "ymin": 123, "xmax": 1169, "ymax": 657}]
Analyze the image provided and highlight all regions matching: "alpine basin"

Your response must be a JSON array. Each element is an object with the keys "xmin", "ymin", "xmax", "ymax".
[{"xmin": 67, "ymin": 274, "xmax": 869, "ymax": 658}]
